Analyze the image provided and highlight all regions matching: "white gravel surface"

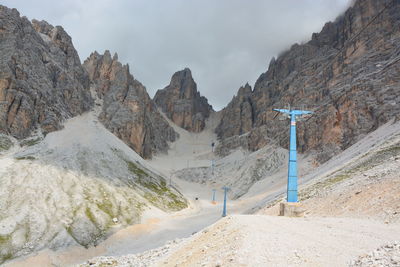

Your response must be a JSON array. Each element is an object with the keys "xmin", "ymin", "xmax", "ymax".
[
  {"xmin": 80, "ymin": 215, "xmax": 400, "ymax": 267},
  {"xmin": 349, "ymin": 242, "xmax": 400, "ymax": 266}
]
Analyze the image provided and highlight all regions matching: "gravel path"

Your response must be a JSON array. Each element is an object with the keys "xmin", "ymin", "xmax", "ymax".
[{"xmin": 80, "ymin": 215, "xmax": 400, "ymax": 266}]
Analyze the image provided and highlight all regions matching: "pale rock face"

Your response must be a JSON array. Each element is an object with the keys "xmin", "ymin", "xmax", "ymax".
[
  {"xmin": 154, "ymin": 68, "xmax": 213, "ymax": 133},
  {"xmin": 83, "ymin": 51, "xmax": 178, "ymax": 159},
  {"xmin": 0, "ymin": 111, "xmax": 187, "ymax": 264},
  {"xmin": 216, "ymin": 0, "xmax": 400, "ymax": 162},
  {"xmin": 0, "ymin": 6, "xmax": 93, "ymax": 138}
]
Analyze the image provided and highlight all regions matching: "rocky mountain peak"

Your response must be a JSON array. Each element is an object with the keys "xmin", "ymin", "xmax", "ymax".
[
  {"xmin": 169, "ymin": 68, "xmax": 196, "ymax": 98},
  {"xmin": 112, "ymin": 51, "xmax": 119, "ymax": 61},
  {"xmin": 32, "ymin": 19, "xmax": 82, "ymax": 66},
  {"xmin": 238, "ymin": 83, "xmax": 252, "ymax": 96},
  {"xmin": 216, "ymin": 0, "xmax": 400, "ymax": 162},
  {"xmin": 0, "ymin": 5, "xmax": 92, "ymax": 138},
  {"xmin": 153, "ymin": 68, "xmax": 213, "ymax": 132},
  {"xmin": 215, "ymin": 83, "xmax": 254, "ymax": 141},
  {"xmin": 83, "ymin": 51, "xmax": 178, "ymax": 159}
]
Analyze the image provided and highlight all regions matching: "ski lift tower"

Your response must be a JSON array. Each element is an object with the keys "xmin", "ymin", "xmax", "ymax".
[{"xmin": 273, "ymin": 108, "xmax": 312, "ymax": 203}]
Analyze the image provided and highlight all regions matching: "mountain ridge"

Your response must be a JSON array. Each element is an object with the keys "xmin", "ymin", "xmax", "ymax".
[
  {"xmin": 0, "ymin": 6, "xmax": 92, "ymax": 139},
  {"xmin": 83, "ymin": 50, "xmax": 178, "ymax": 159},
  {"xmin": 216, "ymin": 0, "xmax": 400, "ymax": 162},
  {"xmin": 0, "ymin": 0, "xmax": 400, "ymax": 265}
]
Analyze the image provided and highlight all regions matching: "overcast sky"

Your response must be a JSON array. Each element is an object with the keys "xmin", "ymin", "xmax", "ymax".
[{"xmin": 3, "ymin": 0, "xmax": 351, "ymax": 110}]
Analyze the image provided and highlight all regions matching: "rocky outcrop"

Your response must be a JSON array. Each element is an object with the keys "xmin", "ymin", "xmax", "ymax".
[
  {"xmin": 154, "ymin": 68, "xmax": 213, "ymax": 132},
  {"xmin": 83, "ymin": 51, "xmax": 177, "ymax": 158},
  {"xmin": 0, "ymin": 6, "xmax": 92, "ymax": 138},
  {"xmin": 216, "ymin": 0, "xmax": 400, "ymax": 162},
  {"xmin": 216, "ymin": 83, "xmax": 254, "ymax": 140}
]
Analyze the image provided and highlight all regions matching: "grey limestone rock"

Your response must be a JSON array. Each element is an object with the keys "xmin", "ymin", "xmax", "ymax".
[
  {"xmin": 0, "ymin": 6, "xmax": 93, "ymax": 138},
  {"xmin": 216, "ymin": 0, "xmax": 400, "ymax": 162},
  {"xmin": 154, "ymin": 68, "xmax": 213, "ymax": 132},
  {"xmin": 83, "ymin": 51, "xmax": 178, "ymax": 159}
]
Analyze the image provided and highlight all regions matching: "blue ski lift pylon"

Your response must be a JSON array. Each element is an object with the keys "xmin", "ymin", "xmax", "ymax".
[{"xmin": 273, "ymin": 108, "xmax": 313, "ymax": 203}]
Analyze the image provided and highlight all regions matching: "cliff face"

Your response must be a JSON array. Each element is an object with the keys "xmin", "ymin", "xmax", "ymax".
[
  {"xmin": 83, "ymin": 51, "xmax": 178, "ymax": 159},
  {"xmin": 0, "ymin": 6, "xmax": 93, "ymax": 138},
  {"xmin": 154, "ymin": 68, "xmax": 213, "ymax": 132},
  {"xmin": 216, "ymin": 0, "xmax": 400, "ymax": 162},
  {"xmin": 216, "ymin": 83, "xmax": 254, "ymax": 140},
  {"xmin": 0, "ymin": 5, "xmax": 178, "ymax": 159}
]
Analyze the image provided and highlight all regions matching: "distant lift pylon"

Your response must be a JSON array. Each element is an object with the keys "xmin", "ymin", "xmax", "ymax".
[{"xmin": 273, "ymin": 108, "xmax": 313, "ymax": 203}]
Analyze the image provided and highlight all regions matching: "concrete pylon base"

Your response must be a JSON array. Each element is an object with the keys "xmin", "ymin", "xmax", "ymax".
[{"xmin": 279, "ymin": 202, "xmax": 305, "ymax": 217}]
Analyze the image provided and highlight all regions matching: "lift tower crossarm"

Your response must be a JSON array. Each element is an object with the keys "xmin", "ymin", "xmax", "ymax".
[
  {"xmin": 273, "ymin": 109, "xmax": 313, "ymax": 116},
  {"xmin": 273, "ymin": 108, "xmax": 313, "ymax": 202}
]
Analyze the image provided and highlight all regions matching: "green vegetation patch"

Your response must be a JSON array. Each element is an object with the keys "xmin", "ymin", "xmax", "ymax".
[
  {"xmin": 377, "ymin": 144, "xmax": 400, "ymax": 155},
  {"xmin": 94, "ymin": 185, "xmax": 116, "ymax": 220},
  {"xmin": 141, "ymin": 180, "xmax": 187, "ymax": 211},
  {"xmin": 65, "ymin": 226, "xmax": 88, "ymax": 248},
  {"xmin": 0, "ymin": 234, "xmax": 11, "ymax": 245},
  {"xmin": 126, "ymin": 160, "xmax": 148, "ymax": 180},
  {"xmin": 15, "ymin": 156, "xmax": 36, "ymax": 160},
  {"xmin": 0, "ymin": 136, "xmax": 12, "ymax": 151},
  {"xmin": 140, "ymin": 180, "xmax": 167, "ymax": 194},
  {"xmin": 124, "ymin": 160, "xmax": 187, "ymax": 211},
  {"xmin": 66, "ymin": 223, "xmax": 104, "ymax": 249},
  {"xmin": 143, "ymin": 192, "xmax": 158, "ymax": 205},
  {"xmin": 0, "ymin": 252, "xmax": 13, "ymax": 264},
  {"xmin": 20, "ymin": 137, "xmax": 42, "ymax": 147},
  {"xmin": 166, "ymin": 193, "xmax": 188, "ymax": 210},
  {"xmin": 85, "ymin": 207, "xmax": 97, "ymax": 226},
  {"xmin": 0, "ymin": 234, "xmax": 13, "ymax": 264},
  {"xmin": 96, "ymin": 199, "xmax": 114, "ymax": 219}
]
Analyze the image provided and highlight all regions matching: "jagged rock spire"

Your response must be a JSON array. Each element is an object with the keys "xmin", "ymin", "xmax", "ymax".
[
  {"xmin": 83, "ymin": 51, "xmax": 178, "ymax": 158},
  {"xmin": 154, "ymin": 68, "xmax": 213, "ymax": 132}
]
